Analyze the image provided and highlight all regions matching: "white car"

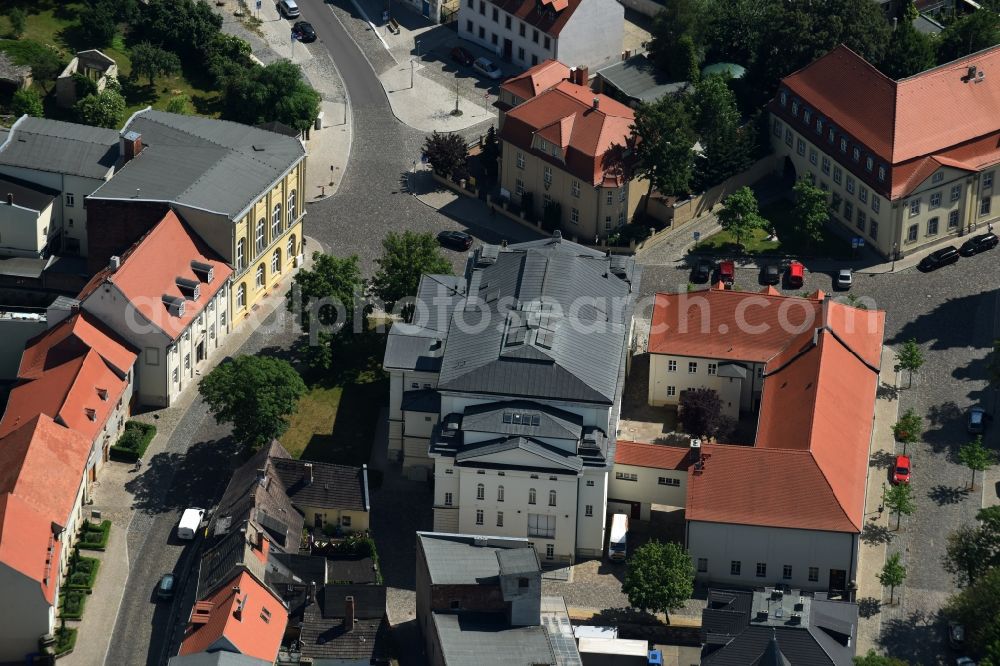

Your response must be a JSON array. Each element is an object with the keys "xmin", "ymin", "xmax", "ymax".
[
  {"xmin": 836, "ymin": 268, "xmax": 853, "ymax": 290},
  {"xmin": 473, "ymin": 57, "xmax": 503, "ymax": 80}
]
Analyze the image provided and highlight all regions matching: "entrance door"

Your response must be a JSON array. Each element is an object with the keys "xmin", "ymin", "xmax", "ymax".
[
  {"xmin": 422, "ymin": 0, "xmax": 430, "ymax": 16},
  {"xmin": 196, "ymin": 341, "xmax": 205, "ymax": 363},
  {"xmin": 503, "ymin": 39, "xmax": 512, "ymax": 61},
  {"xmin": 314, "ymin": 513, "xmax": 323, "ymax": 528},
  {"xmin": 829, "ymin": 568, "xmax": 847, "ymax": 593}
]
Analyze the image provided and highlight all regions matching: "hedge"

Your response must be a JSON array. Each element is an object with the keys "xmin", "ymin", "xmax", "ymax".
[
  {"xmin": 55, "ymin": 627, "xmax": 77, "ymax": 656},
  {"xmin": 77, "ymin": 520, "xmax": 111, "ymax": 551},
  {"xmin": 109, "ymin": 421, "xmax": 156, "ymax": 462},
  {"xmin": 65, "ymin": 556, "xmax": 100, "ymax": 591},
  {"xmin": 61, "ymin": 590, "xmax": 87, "ymax": 620}
]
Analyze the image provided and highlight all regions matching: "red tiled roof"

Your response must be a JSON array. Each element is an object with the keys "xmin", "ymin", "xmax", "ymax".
[
  {"xmin": 615, "ymin": 440, "xmax": 693, "ymax": 470},
  {"xmin": 489, "ymin": 0, "xmax": 582, "ymax": 37},
  {"xmin": 79, "ymin": 210, "xmax": 232, "ymax": 341},
  {"xmin": 0, "ymin": 493, "xmax": 60, "ymax": 605},
  {"xmin": 501, "ymin": 60, "xmax": 571, "ymax": 101},
  {"xmin": 501, "ymin": 80, "xmax": 634, "ymax": 186},
  {"xmin": 179, "ymin": 569, "xmax": 287, "ymax": 661},
  {"xmin": 18, "ymin": 313, "xmax": 135, "ymax": 380},
  {"xmin": 0, "ymin": 414, "xmax": 90, "ymax": 531}
]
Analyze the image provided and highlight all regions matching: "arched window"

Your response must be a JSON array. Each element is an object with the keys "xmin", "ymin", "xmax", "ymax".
[
  {"xmin": 287, "ymin": 234, "xmax": 297, "ymax": 259},
  {"xmin": 548, "ymin": 489, "xmax": 556, "ymax": 506},
  {"xmin": 528, "ymin": 488, "xmax": 536, "ymax": 505},
  {"xmin": 271, "ymin": 204, "xmax": 282, "ymax": 239},
  {"xmin": 236, "ymin": 238, "xmax": 246, "ymax": 272},
  {"xmin": 288, "ymin": 190, "xmax": 297, "ymax": 222},
  {"xmin": 255, "ymin": 217, "xmax": 266, "ymax": 253},
  {"xmin": 255, "ymin": 263, "xmax": 265, "ymax": 289},
  {"xmin": 497, "ymin": 485, "xmax": 504, "ymax": 502},
  {"xmin": 271, "ymin": 248, "xmax": 281, "ymax": 274},
  {"xmin": 236, "ymin": 282, "xmax": 246, "ymax": 309},
  {"xmin": 476, "ymin": 483, "xmax": 485, "ymax": 500}
]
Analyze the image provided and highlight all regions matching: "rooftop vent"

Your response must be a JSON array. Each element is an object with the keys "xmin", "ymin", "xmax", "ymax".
[
  {"xmin": 191, "ymin": 260, "xmax": 215, "ymax": 283},
  {"xmin": 109, "ymin": 255, "xmax": 121, "ymax": 271},
  {"xmin": 473, "ymin": 536, "xmax": 489, "ymax": 547},
  {"xmin": 690, "ymin": 438, "xmax": 701, "ymax": 449}
]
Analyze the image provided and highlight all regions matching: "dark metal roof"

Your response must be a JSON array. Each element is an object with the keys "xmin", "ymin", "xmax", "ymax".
[
  {"xmin": 299, "ymin": 604, "xmax": 388, "ymax": 662},
  {"xmin": 196, "ymin": 526, "xmax": 268, "ymax": 600},
  {"xmin": 496, "ymin": 547, "xmax": 540, "ymax": 575},
  {"xmin": 326, "ymin": 556, "xmax": 379, "ymax": 584},
  {"xmin": 702, "ymin": 625, "xmax": 834, "ymax": 666},
  {"xmin": 432, "ymin": 612, "xmax": 556, "ymax": 665},
  {"xmin": 0, "ymin": 116, "xmax": 119, "ymax": 179},
  {"xmin": 322, "ymin": 584, "xmax": 386, "ymax": 619},
  {"xmin": 454, "ymin": 436, "xmax": 584, "ymax": 472},
  {"xmin": 417, "ymin": 532, "xmax": 537, "ymax": 585},
  {"xmin": 596, "ymin": 54, "xmax": 690, "ymax": 103},
  {"xmin": 167, "ymin": 652, "xmax": 272, "ymax": 666},
  {"xmin": 401, "ymin": 388, "xmax": 441, "ymax": 413},
  {"xmin": 0, "ymin": 173, "xmax": 59, "ymax": 211},
  {"xmin": 461, "ymin": 400, "xmax": 582, "ymax": 440},
  {"xmin": 271, "ymin": 458, "xmax": 369, "ymax": 512}
]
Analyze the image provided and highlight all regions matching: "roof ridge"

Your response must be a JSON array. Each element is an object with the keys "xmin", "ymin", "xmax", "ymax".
[{"xmin": 807, "ymin": 448, "xmax": 860, "ymax": 531}]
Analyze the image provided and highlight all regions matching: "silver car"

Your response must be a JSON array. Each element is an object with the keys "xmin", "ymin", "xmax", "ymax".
[
  {"xmin": 836, "ymin": 268, "xmax": 853, "ymax": 290},
  {"xmin": 473, "ymin": 57, "xmax": 503, "ymax": 80}
]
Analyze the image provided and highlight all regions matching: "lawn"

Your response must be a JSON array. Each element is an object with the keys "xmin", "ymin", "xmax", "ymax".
[
  {"xmin": 280, "ymin": 332, "xmax": 388, "ymax": 467},
  {"xmin": 694, "ymin": 198, "xmax": 853, "ymax": 259}
]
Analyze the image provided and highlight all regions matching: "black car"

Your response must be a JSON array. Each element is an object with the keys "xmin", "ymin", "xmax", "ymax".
[
  {"xmin": 960, "ymin": 232, "xmax": 999, "ymax": 256},
  {"xmin": 691, "ymin": 259, "xmax": 713, "ymax": 283},
  {"xmin": 292, "ymin": 21, "xmax": 316, "ymax": 42},
  {"xmin": 918, "ymin": 246, "xmax": 960, "ymax": 271},
  {"xmin": 156, "ymin": 573, "xmax": 175, "ymax": 601},
  {"xmin": 437, "ymin": 230, "xmax": 474, "ymax": 251},
  {"xmin": 760, "ymin": 263, "xmax": 780, "ymax": 285}
]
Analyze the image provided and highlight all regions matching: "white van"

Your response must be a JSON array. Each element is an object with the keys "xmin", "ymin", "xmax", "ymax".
[
  {"xmin": 608, "ymin": 513, "xmax": 629, "ymax": 562},
  {"xmin": 177, "ymin": 508, "xmax": 205, "ymax": 540}
]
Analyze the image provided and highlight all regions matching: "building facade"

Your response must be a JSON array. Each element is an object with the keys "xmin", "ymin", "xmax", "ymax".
[{"xmin": 771, "ymin": 44, "xmax": 1000, "ymax": 259}]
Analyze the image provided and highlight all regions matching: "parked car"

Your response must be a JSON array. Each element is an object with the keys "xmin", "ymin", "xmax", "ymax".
[
  {"xmin": 450, "ymin": 46, "xmax": 474, "ymax": 66},
  {"xmin": 473, "ymin": 57, "xmax": 503, "ymax": 80},
  {"xmin": 918, "ymin": 246, "xmax": 960, "ymax": 271},
  {"xmin": 786, "ymin": 260, "xmax": 804, "ymax": 288},
  {"xmin": 892, "ymin": 454, "xmax": 911, "ymax": 485},
  {"xmin": 691, "ymin": 259, "xmax": 713, "ymax": 283},
  {"xmin": 836, "ymin": 268, "xmax": 853, "ymax": 290},
  {"xmin": 156, "ymin": 573, "xmax": 175, "ymax": 601},
  {"xmin": 437, "ymin": 230, "xmax": 474, "ymax": 251},
  {"xmin": 292, "ymin": 21, "xmax": 316, "ymax": 42},
  {"xmin": 177, "ymin": 507, "xmax": 205, "ymax": 540},
  {"xmin": 949, "ymin": 622, "xmax": 966, "ymax": 650},
  {"xmin": 718, "ymin": 260, "xmax": 735, "ymax": 287},
  {"xmin": 277, "ymin": 0, "xmax": 301, "ymax": 18},
  {"xmin": 967, "ymin": 406, "xmax": 988, "ymax": 434},
  {"xmin": 760, "ymin": 263, "xmax": 780, "ymax": 285},
  {"xmin": 955, "ymin": 658, "xmax": 976, "ymax": 666},
  {"xmin": 960, "ymin": 232, "xmax": 999, "ymax": 256}
]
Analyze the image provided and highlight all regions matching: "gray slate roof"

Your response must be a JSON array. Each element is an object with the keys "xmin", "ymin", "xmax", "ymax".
[
  {"xmin": 326, "ymin": 556, "xmax": 379, "ymax": 584},
  {"xmin": 597, "ymin": 53, "xmax": 690, "ymax": 103},
  {"xmin": 455, "ymin": 436, "xmax": 584, "ymax": 472},
  {"xmin": 0, "ymin": 116, "xmax": 119, "ymax": 179},
  {"xmin": 322, "ymin": 584, "xmax": 387, "ymax": 619},
  {"xmin": 167, "ymin": 652, "xmax": 271, "ymax": 666},
  {"xmin": 417, "ymin": 532, "xmax": 537, "ymax": 585},
  {"xmin": 384, "ymin": 274, "xmax": 464, "ymax": 372},
  {"xmin": 197, "ymin": 526, "xmax": 268, "ymax": 600},
  {"xmin": 0, "ymin": 173, "xmax": 59, "ymax": 211},
  {"xmin": 401, "ymin": 388, "xmax": 441, "ymax": 413},
  {"xmin": 461, "ymin": 400, "xmax": 583, "ymax": 440},
  {"xmin": 271, "ymin": 458, "xmax": 369, "ymax": 512},
  {"xmin": 496, "ymin": 547, "xmax": 540, "ymax": 576},
  {"xmin": 432, "ymin": 612, "xmax": 556, "ymax": 665},
  {"xmin": 89, "ymin": 109, "xmax": 305, "ymax": 218},
  {"xmin": 299, "ymin": 607, "xmax": 387, "ymax": 662}
]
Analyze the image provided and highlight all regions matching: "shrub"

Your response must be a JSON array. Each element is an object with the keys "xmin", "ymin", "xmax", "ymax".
[
  {"xmin": 66, "ymin": 556, "xmax": 100, "ymax": 590},
  {"xmin": 54, "ymin": 627, "xmax": 77, "ymax": 656},
  {"xmin": 77, "ymin": 520, "xmax": 111, "ymax": 551},
  {"xmin": 62, "ymin": 590, "xmax": 87, "ymax": 619},
  {"xmin": 72, "ymin": 72, "xmax": 99, "ymax": 99},
  {"xmin": 109, "ymin": 421, "xmax": 156, "ymax": 462},
  {"xmin": 606, "ymin": 223, "xmax": 653, "ymax": 246},
  {"xmin": 8, "ymin": 8, "xmax": 26, "ymax": 39},
  {"xmin": 11, "ymin": 88, "xmax": 43, "ymax": 117}
]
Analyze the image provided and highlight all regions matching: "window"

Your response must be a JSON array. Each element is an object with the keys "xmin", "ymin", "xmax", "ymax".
[
  {"xmin": 570, "ymin": 208, "xmax": 579, "ymax": 224},
  {"xmin": 528, "ymin": 514, "xmax": 556, "ymax": 538},
  {"xmin": 803, "ymin": 109, "xmax": 811, "ymax": 124},
  {"xmin": 65, "ymin": 193, "xmax": 75, "ymax": 207},
  {"xmin": 545, "ymin": 544, "xmax": 554, "ymax": 559},
  {"xmin": 606, "ymin": 190, "xmax": 613, "ymax": 206},
  {"xmin": 826, "ymin": 127, "xmax": 835, "ymax": 143},
  {"xmin": 173, "ymin": 368, "xmax": 178, "ymax": 383},
  {"xmin": 833, "ymin": 166, "xmax": 842, "ymax": 185},
  {"xmin": 830, "ymin": 193, "xmax": 841, "ymax": 212},
  {"xmin": 698, "ymin": 558, "xmax": 708, "ymax": 573},
  {"xmin": 930, "ymin": 192, "xmax": 941, "ymax": 208},
  {"xmin": 808, "ymin": 567, "xmax": 819, "ymax": 582},
  {"xmin": 856, "ymin": 211, "xmax": 866, "ymax": 231},
  {"xmin": 707, "ymin": 362, "xmax": 717, "ymax": 375},
  {"xmin": 688, "ymin": 361, "xmax": 697, "ymax": 373},
  {"xmin": 658, "ymin": 477, "xmax": 680, "ymax": 486},
  {"xmin": 928, "ymin": 217, "xmax": 939, "ymax": 235},
  {"xmin": 951, "ymin": 184, "xmax": 962, "ymax": 201},
  {"xmin": 949, "ymin": 209, "xmax": 960, "ymax": 228},
  {"xmin": 288, "ymin": 190, "xmax": 297, "ymax": 221},
  {"xmin": 585, "ymin": 504, "xmax": 593, "ymax": 517},
  {"xmin": 907, "ymin": 224, "xmax": 918, "ymax": 242},
  {"xmin": 667, "ymin": 359, "xmax": 677, "ymax": 372},
  {"xmin": 618, "ymin": 209, "xmax": 626, "ymax": 227},
  {"xmin": 497, "ymin": 511, "xmax": 503, "ymax": 527},
  {"xmin": 478, "ymin": 0, "xmax": 484, "ymax": 12},
  {"xmin": 809, "ymin": 148, "xmax": 817, "ymax": 165},
  {"xmin": 505, "ymin": 15, "xmax": 511, "ymax": 28},
  {"xmin": 287, "ymin": 234, "xmax": 297, "ymax": 259},
  {"xmin": 548, "ymin": 490, "xmax": 556, "ymax": 506},
  {"xmin": 986, "ymin": 171, "xmax": 995, "ymax": 188},
  {"xmin": 620, "ymin": 188, "xmax": 627, "ymax": 202},
  {"xmin": 236, "ymin": 283, "xmax": 246, "ymax": 309},
  {"xmin": 666, "ymin": 385, "xmax": 676, "ymax": 397},
  {"xmin": 220, "ymin": 310, "xmax": 226, "ymax": 328},
  {"xmin": 518, "ymin": 577, "xmax": 529, "ymax": 588},
  {"xmin": 271, "ymin": 248, "xmax": 281, "ymax": 274},
  {"xmin": 844, "ymin": 202, "xmax": 853, "ymax": 221},
  {"xmin": 909, "ymin": 199, "xmax": 920, "ymax": 217},
  {"xmin": 444, "ymin": 492, "xmax": 453, "ymax": 506},
  {"xmin": 532, "ymin": 28, "xmax": 538, "ymax": 43},
  {"xmin": 730, "ymin": 561, "xmax": 741, "ymax": 576},
  {"xmin": 756, "ymin": 562, "xmax": 767, "ymax": 577},
  {"xmin": 852, "ymin": 147, "xmax": 860, "ymax": 162},
  {"xmin": 184, "ymin": 353, "xmax": 191, "ymax": 370},
  {"xmin": 543, "ymin": 36, "xmax": 550, "ymax": 49},
  {"xmin": 478, "ymin": 26, "xmax": 485, "ymax": 38},
  {"xmin": 784, "ymin": 128, "xmax": 793, "ymax": 147},
  {"xmin": 840, "ymin": 138, "xmax": 847, "ymax": 153},
  {"xmin": 497, "ymin": 485, "xmax": 504, "ymax": 502},
  {"xmin": 571, "ymin": 180, "xmax": 580, "ymax": 197},
  {"xmin": 445, "ymin": 468, "xmax": 453, "ymax": 475},
  {"xmin": 466, "ymin": 0, "xmax": 472, "ymax": 7},
  {"xmin": 859, "ymin": 186, "xmax": 868, "ymax": 204},
  {"xmin": 531, "ymin": 54, "xmax": 538, "ymax": 66},
  {"xmin": 476, "ymin": 483, "xmax": 485, "ymax": 500},
  {"xmin": 773, "ymin": 118, "xmax": 782, "ymax": 136},
  {"xmin": 783, "ymin": 565, "xmax": 793, "ymax": 580},
  {"xmin": 878, "ymin": 165, "xmax": 886, "ymax": 181},
  {"xmin": 846, "ymin": 176, "xmax": 855, "ymax": 195},
  {"xmin": 586, "ymin": 480, "xmax": 595, "ymax": 486},
  {"xmin": 342, "ymin": 515, "xmax": 351, "ymax": 527},
  {"xmin": 981, "ymin": 197, "xmax": 992, "ymax": 216},
  {"xmin": 491, "ymin": 33, "xmax": 497, "ymax": 45},
  {"xmin": 255, "ymin": 217, "xmax": 267, "ymax": 253},
  {"xmin": 476, "ymin": 510, "xmax": 483, "ymax": 525},
  {"xmin": 869, "ymin": 220, "xmax": 878, "ymax": 240},
  {"xmin": 491, "ymin": 7, "xmax": 497, "ymax": 20},
  {"xmin": 605, "ymin": 215, "xmax": 612, "ymax": 230},
  {"xmin": 255, "ymin": 264, "xmax": 265, "ymax": 289},
  {"xmin": 791, "ymin": 100, "xmax": 799, "ymax": 116},
  {"xmin": 815, "ymin": 118, "xmax": 823, "ymax": 134},
  {"xmin": 866, "ymin": 156, "xmax": 873, "ymax": 172},
  {"xmin": 872, "ymin": 196, "xmax": 880, "ymax": 214},
  {"xmin": 236, "ymin": 238, "xmax": 246, "ymax": 271},
  {"xmin": 515, "ymin": 178, "xmax": 524, "ymax": 196},
  {"xmin": 796, "ymin": 138, "xmax": 805, "ymax": 156},
  {"xmin": 615, "ymin": 471, "xmax": 638, "ymax": 482},
  {"xmin": 757, "ymin": 367, "xmax": 764, "ymax": 379},
  {"xmin": 519, "ymin": 22, "xmax": 525, "ymax": 36},
  {"xmin": 528, "ymin": 488, "xmax": 536, "ymax": 504},
  {"xmin": 821, "ymin": 156, "xmax": 830, "ymax": 175},
  {"xmin": 466, "ymin": 19, "xmax": 473, "ymax": 32},
  {"xmin": 780, "ymin": 91, "xmax": 787, "ymax": 106},
  {"xmin": 514, "ymin": 151, "xmax": 525, "ymax": 169},
  {"xmin": 260, "ymin": 607, "xmax": 272, "ymax": 623}
]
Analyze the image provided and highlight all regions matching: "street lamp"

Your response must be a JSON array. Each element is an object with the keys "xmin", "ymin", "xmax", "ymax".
[
  {"xmin": 891, "ymin": 242, "xmax": 898, "ymax": 272},
  {"xmin": 416, "ymin": 39, "xmax": 421, "ymax": 57}
]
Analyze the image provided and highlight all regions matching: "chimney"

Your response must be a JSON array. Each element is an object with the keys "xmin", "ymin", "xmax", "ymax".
[
  {"xmin": 344, "ymin": 595, "xmax": 355, "ymax": 631},
  {"xmin": 304, "ymin": 462, "xmax": 314, "ymax": 485},
  {"xmin": 122, "ymin": 130, "xmax": 143, "ymax": 162},
  {"xmin": 5, "ymin": 193, "xmax": 11, "ymax": 205},
  {"xmin": 575, "ymin": 66, "xmax": 588, "ymax": 85},
  {"xmin": 109, "ymin": 255, "xmax": 121, "ymax": 271},
  {"xmin": 592, "ymin": 96, "xmax": 600, "ymax": 110}
]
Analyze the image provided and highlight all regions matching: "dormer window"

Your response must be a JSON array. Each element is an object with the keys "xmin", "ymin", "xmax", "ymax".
[
  {"xmin": 85, "ymin": 408, "xmax": 96, "ymax": 421},
  {"xmin": 191, "ymin": 260, "xmax": 214, "ymax": 283},
  {"xmin": 163, "ymin": 295, "xmax": 186, "ymax": 318},
  {"xmin": 538, "ymin": 138, "xmax": 548, "ymax": 152},
  {"xmin": 97, "ymin": 388, "xmax": 108, "ymax": 401},
  {"xmin": 791, "ymin": 101, "xmax": 798, "ymax": 116},
  {"xmin": 176, "ymin": 277, "xmax": 201, "ymax": 301}
]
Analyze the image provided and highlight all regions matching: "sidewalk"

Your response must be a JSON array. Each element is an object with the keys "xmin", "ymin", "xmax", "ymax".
[
  {"xmin": 854, "ymin": 346, "xmax": 902, "ymax": 656},
  {"xmin": 60, "ymin": 245, "xmax": 317, "ymax": 666},
  {"xmin": 984, "ymin": 288, "xmax": 1000, "ymax": 511}
]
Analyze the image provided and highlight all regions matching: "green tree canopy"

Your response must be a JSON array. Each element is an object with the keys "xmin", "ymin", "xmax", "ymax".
[
  {"xmin": 892, "ymin": 407, "xmax": 922, "ymax": 451},
  {"xmin": 131, "ymin": 0, "xmax": 223, "ymax": 61},
  {"xmin": 878, "ymin": 551, "xmax": 906, "ymax": 604},
  {"xmin": 165, "ymin": 95, "xmax": 192, "ymax": 115},
  {"xmin": 205, "ymin": 33, "xmax": 254, "ymax": 85},
  {"xmin": 946, "ymin": 566, "xmax": 1000, "ymax": 660},
  {"xmin": 11, "ymin": 88, "xmax": 43, "ymax": 117},
  {"xmin": 880, "ymin": 17, "xmax": 936, "ymax": 80},
  {"xmin": 959, "ymin": 435, "xmax": 996, "ymax": 490},
  {"xmin": 77, "ymin": 0, "xmax": 118, "ymax": 47},
  {"xmin": 853, "ymin": 650, "xmax": 910, "ymax": 666},
  {"xmin": 74, "ymin": 88, "xmax": 126, "ymax": 129},
  {"xmin": 371, "ymin": 231, "xmax": 453, "ymax": 318},
  {"xmin": 622, "ymin": 540, "xmax": 695, "ymax": 616},
  {"xmin": 938, "ymin": 8, "xmax": 1000, "ymax": 64},
  {"xmin": 885, "ymin": 482, "xmax": 915, "ymax": 531},
  {"xmin": 791, "ymin": 178, "xmax": 828, "ymax": 250},
  {"xmin": 944, "ymin": 506, "xmax": 1000, "ymax": 587},
  {"xmin": 894, "ymin": 339, "xmax": 924, "ymax": 388},
  {"xmin": 648, "ymin": 0, "xmax": 708, "ymax": 80},
  {"xmin": 8, "ymin": 8, "xmax": 26, "ymax": 38},
  {"xmin": 199, "ymin": 355, "xmax": 306, "ymax": 448},
  {"xmin": 222, "ymin": 60, "xmax": 320, "ymax": 132},
  {"xmin": 688, "ymin": 74, "xmax": 753, "ymax": 189},
  {"xmin": 631, "ymin": 95, "xmax": 695, "ymax": 201},
  {"xmin": 717, "ymin": 186, "xmax": 766, "ymax": 250},
  {"xmin": 481, "ymin": 125, "xmax": 499, "ymax": 180},
  {"xmin": 288, "ymin": 252, "xmax": 365, "ymax": 335},
  {"xmin": 130, "ymin": 42, "xmax": 181, "ymax": 86},
  {"xmin": 422, "ymin": 131, "xmax": 468, "ymax": 179}
]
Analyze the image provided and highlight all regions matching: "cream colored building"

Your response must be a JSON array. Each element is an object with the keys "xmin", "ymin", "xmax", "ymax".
[{"xmin": 647, "ymin": 353, "xmax": 756, "ymax": 420}]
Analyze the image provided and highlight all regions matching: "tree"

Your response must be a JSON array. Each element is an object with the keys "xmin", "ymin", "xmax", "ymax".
[
  {"xmin": 288, "ymin": 253, "xmax": 365, "ymax": 335},
  {"xmin": 884, "ymin": 482, "xmax": 915, "ymax": 531},
  {"xmin": 945, "ymin": 566, "xmax": 1000, "ymax": 660},
  {"xmin": 938, "ymin": 8, "xmax": 1000, "ymax": 64},
  {"xmin": 880, "ymin": 17, "xmax": 936, "ymax": 79},
  {"xmin": 853, "ymin": 650, "xmax": 910, "ymax": 666},
  {"xmin": 792, "ymin": 178, "xmax": 828, "ymax": 251},
  {"xmin": 894, "ymin": 339, "xmax": 924, "ymax": 388},
  {"xmin": 11, "ymin": 88, "xmax": 43, "ymax": 117},
  {"xmin": 717, "ymin": 186, "xmax": 766, "ymax": 250},
  {"xmin": 892, "ymin": 407, "xmax": 922, "ymax": 453},
  {"xmin": 688, "ymin": 74, "xmax": 752, "ymax": 189},
  {"xmin": 422, "ymin": 131, "xmax": 468, "ymax": 179},
  {"xmin": 15, "ymin": 43, "xmax": 63, "ymax": 92},
  {"xmin": 205, "ymin": 33, "xmax": 253, "ymax": 85},
  {"xmin": 131, "ymin": 0, "xmax": 224, "ymax": 62},
  {"xmin": 944, "ymin": 509, "xmax": 1000, "ymax": 587},
  {"xmin": 632, "ymin": 95, "xmax": 695, "ymax": 206},
  {"xmin": 481, "ymin": 125, "xmax": 499, "ymax": 180},
  {"xmin": 74, "ymin": 88, "xmax": 126, "ymax": 129},
  {"xmin": 221, "ymin": 59, "xmax": 320, "ymax": 132},
  {"xmin": 371, "ymin": 231, "xmax": 452, "ymax": 318},
  {"xmin": 77, "ymin": 0, "xmax": 117, "ymax": 47},
  {"xmin": 958, "ymin": 435, "xmax": 995, "ymax": 490},
  {"xmin": 8, "ymin": 8, "xmax": 26, "ymax": 38},
  {"xmin": 648, "ymin": 0, "xmax": 708, "ymax": 81},
  {"xmin": 679, "ymin": 388, "xmax": 733, "ymax": 439},
  {"xmin": 703, "ymin": 0, "xmax": 770, "ymax": 66},
  {"xmin": 130, "ymin": 42, "xmax": 181, "ymax": 86},
  {"xmin": 165, "ymin": 94, "xmax": 192, "ymax": 115},
  {"xmin": 622, "ymin": 540, "xmax": 695, "ymax": 617},
  {"xmin": 878, "ymin": 552, "xmax": 906, "ymax": 605},
  {"xmin": 199, "ymin": 355, "xmax": 306, "ymax": 448}
]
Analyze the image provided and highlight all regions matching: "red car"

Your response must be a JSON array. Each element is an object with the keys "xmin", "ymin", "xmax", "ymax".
[
  {"xmin": 892, "ymin": 454, "xmax": 911, "ymax": 485},
  {"xmin": 450, "ymin": 46, "xmax": 474, "ymax": 66},
  {"xmin": 787, "ymin": 260, "xmax": 804, "ymax": 288},
  {"xmin": 718, "ymin": 260, "xmax": 735, "ymax": 287}
]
